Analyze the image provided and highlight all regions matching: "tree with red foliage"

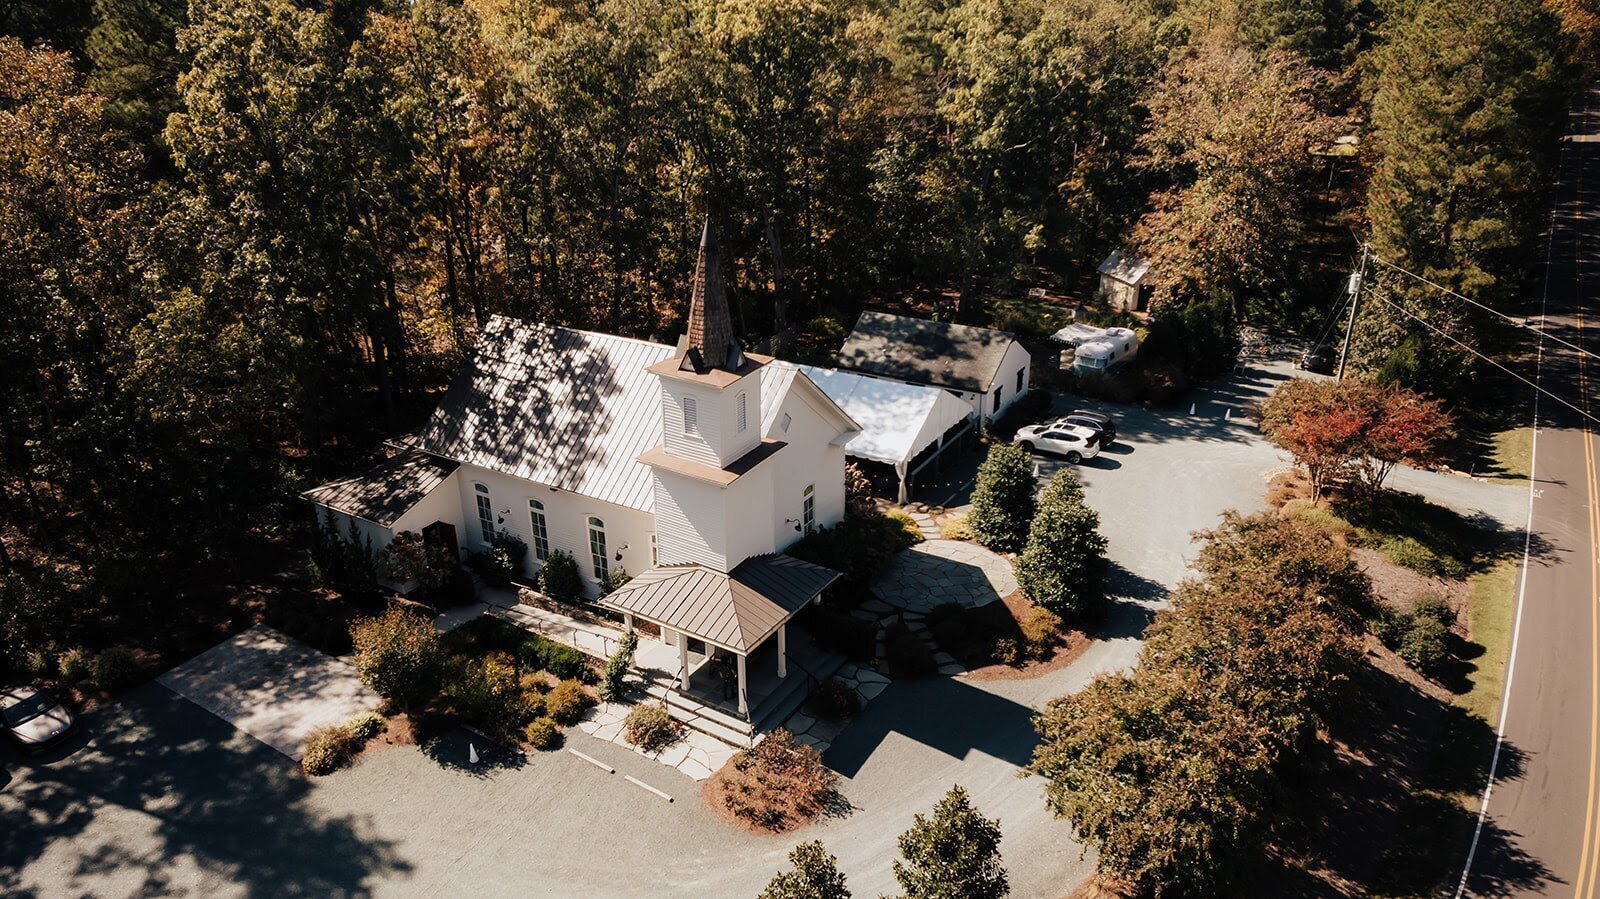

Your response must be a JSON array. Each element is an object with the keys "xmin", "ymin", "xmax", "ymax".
[
  {"xmin": 1259, "ymin": 379, "xmax": 1366, "ymax": 500},
  {"xmin": 1259, "ymin": 379, "xmax": 1452, "ymax": 501}
]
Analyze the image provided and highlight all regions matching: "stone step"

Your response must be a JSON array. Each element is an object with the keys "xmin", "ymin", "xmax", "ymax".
[{"xmin": 644, "ymin": 682, "xmax": 756, "ymax": 748}]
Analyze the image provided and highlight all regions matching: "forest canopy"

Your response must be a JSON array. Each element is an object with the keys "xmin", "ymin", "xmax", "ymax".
[{"xmin": 0, "ymin": 0, "xmax": 1589, "ymax": 666}]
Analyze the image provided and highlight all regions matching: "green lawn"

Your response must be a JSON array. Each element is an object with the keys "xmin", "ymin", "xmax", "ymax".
[
  {"xmin": 1459, "ymin": 558, "xmax": 1519, "ymax": 725},
  {"xmin": 1487, "ymin": 427, "xmax": 1535, "ymax": 481}
]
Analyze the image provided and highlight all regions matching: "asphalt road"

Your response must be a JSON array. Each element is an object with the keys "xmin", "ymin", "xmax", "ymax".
[{"xmin": 1461, "ymin": 84, "xmax": 1600, "ymax": 896}]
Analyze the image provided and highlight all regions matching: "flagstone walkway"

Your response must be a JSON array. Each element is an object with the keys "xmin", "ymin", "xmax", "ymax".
[{"xmin": 873, "ymin": 539, "xmax": 1017, "ymax": 613}]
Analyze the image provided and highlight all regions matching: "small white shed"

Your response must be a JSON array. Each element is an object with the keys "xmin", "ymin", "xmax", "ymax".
[{"xmin": 1098, "ymin": 251, "xmax": 1152, "ymax": 312}]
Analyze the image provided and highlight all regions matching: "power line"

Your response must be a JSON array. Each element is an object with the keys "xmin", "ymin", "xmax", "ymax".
[
  {"xmin": 1365, "ymin": 289, "xmax": 1600, "ymax": 426},
  {"xmin": 1369, "ymin": 252, "xmax": 1600, "ymax": 364}
]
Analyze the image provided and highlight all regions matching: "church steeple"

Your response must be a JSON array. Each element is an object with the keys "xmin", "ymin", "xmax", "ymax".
[{"xmin": 680, "ymin": 216, "xmax": 745, "ymax": 374}]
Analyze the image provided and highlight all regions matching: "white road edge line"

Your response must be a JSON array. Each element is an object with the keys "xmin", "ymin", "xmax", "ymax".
[
  {"xmin": 623, "ymin": 774, "xmax": 674, "ymax": 802},
  {"xmin": 1454, "ymin": 133, "xmax": 1564, "ymax": 899},
  {"xmin": 567, "ymin": 748, "xmax": 616, "ymax": 774}
]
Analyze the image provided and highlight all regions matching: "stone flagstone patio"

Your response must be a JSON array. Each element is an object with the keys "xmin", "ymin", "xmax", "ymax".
[{"xmin": 873, "ymin": 539, "xmax": 1017, "ymax": 613}]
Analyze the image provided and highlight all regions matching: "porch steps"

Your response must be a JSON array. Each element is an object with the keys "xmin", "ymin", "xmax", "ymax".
[
  {"xmin": 644, "ymin": 682, "xmax": 758, "ymax": 748},
  {"xmin": 753, "ymin": 653, "xmax": 847, "ymax": 734}
]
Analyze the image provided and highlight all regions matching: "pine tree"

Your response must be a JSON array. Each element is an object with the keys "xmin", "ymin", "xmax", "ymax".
[
  {"xmin": 966, "ymin": 443, "xmax": 1036, "ymax": 552},
  {"xmin": 759, "ymin": 841, "xmax": 851, "ymax": 899},
  {"xmin": 1354, "ymin": 0, "xmax": 1567, "ymax": 386},
  {"xmin": 892, "ymin": 786, "xmax": 1008, "ymax": 899},
  {"xmin": 1014, "ymin": 471, "xmax": 1108, "ymax": 620}
]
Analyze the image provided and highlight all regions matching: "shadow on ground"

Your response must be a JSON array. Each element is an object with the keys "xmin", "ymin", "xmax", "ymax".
[
  {"xmin": 823, "ymin": 677, "xmax": 1039, "ymax": 779},
  {"xmin": 0, "ymin": 682, "xmax": 407, "ymax": 898}
]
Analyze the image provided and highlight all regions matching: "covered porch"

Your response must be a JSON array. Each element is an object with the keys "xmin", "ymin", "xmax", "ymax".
[{"xmin": 599, "ymin": 553, "xmax": 841, "ymax": 720}]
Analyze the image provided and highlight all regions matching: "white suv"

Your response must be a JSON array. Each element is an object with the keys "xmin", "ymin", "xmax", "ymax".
[{"xmin": 1013, "ymin": 421, "xmax": 1102, "ymax": 463}]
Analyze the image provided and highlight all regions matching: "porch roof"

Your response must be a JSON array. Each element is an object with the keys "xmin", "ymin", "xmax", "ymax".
[{"xmin": 598, "ymin": 554, "xmax": 840, "ymax": 654}]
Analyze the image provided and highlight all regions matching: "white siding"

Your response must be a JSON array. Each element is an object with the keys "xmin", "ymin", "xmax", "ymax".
[
  {"xmin": 652, "ymin": 471, "xmax": 728, "ymax": 570},
  {"xmin": 454, "ymin": 462, "xmax": 654, "ymax": 596},
  {"xmin": 660, "ymin": 383, "xmax": 721, "ymax": 467},
  {"xmin": 390, "ymin": 469, "xmax": 463, "ymax": 537},
  {"xmin": 990, "ymin": 340, "xmax": 1032, "ymax": 418},
  {"xmin": 766, "ymin": 382, "xmax": 848, "ymax": 551}
]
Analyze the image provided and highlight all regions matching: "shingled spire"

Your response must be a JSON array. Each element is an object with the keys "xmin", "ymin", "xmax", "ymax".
[{"xmin": 680, "ymin": 216, "xmax": 744, "ymax": 373}]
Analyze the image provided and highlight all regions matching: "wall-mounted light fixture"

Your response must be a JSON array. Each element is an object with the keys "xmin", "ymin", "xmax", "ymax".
[
  {"xmin": 614, "ymin": 543, "xmax": 629, "ymax": 562},
  {"xmin": 784, "ymin": 518, "xmax": 802, "ymax": 533}
]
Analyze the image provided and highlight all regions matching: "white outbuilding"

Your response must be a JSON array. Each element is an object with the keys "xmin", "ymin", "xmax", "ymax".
[
  {"xmin": 1098, "ymin": 251, "xmax": 1152, "ymax": 312},
  {"xmin": 765, "ymin": 362, "xmax": 974, "ymax": 503},
  {"xmin": 835, "ymin": 311, "xmax": 1032, "ymax": 422}
]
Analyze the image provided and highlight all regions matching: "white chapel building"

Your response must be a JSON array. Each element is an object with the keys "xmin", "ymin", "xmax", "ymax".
[{"xmin": 306, "ymin": 219, "xmax": 861, "ymax": 723}]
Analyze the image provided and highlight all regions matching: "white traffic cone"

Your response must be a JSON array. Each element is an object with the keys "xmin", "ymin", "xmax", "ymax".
[
  {"xmin": 1224, "ymin": 408, "xmax": 1232, "ymax": 421},
  {"xmin": 1190, "ymin": 403, "xmax": 1196, "ymax": 415},
  {"xmin": 469, "ymin": 742, "xmax": 479, "ymax": 765}
]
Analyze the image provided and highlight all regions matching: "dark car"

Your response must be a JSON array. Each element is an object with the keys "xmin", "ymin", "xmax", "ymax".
[
  {"xmin": 1300, "ymin": 345, "xmax": 1337, "ymax": 375},
  {"xmin": 1060, "ymin": 411, "xmax": 1117, "ymax": 447}
]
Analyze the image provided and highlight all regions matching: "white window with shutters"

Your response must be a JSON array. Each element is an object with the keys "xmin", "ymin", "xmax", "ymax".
[{"xmin": 683, "ymin": 396, "xmax": 698, "ymax": 434}]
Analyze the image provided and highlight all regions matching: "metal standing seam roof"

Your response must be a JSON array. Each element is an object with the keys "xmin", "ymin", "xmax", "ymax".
[
  {"xmin": 412, "ymin": 316, "xmax": 676, "ymax": 513},
  {"xmin": 763, "ymin": 361, "xmax": 971, "ymax": 467},
  {"xmin": 835, "ymin": 310, "xmax": 1020, "ymax": 394},
  {"xmin": 1098, "ymin": 250, "xmax": 1151, "ymax": 285},
  {"xmin": 599, "ymin": 554, "xmax": 841, "ymax": 653},
  {"xmin": 301, "ymin": 451, "xmax": 460, "ymax": 527}
]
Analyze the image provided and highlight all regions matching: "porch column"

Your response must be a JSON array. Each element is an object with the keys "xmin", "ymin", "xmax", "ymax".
[
  {"xmin": 777, "ymin": 624, "xmax": 788, "ymax": 679},
  {"xmin": 678, "ymin": 635, "xmax": 690, "ymax": 691},
  {"xmin": 623, "ymin": 612, "xmax": 634, "ymax": 633},
  {"xmin": 896, "ymin": 461, "xmax": 909, "ymax": 504},
  {"xmin": 736, "ymin": 653, "xmax": 748, "ymax": 718}
]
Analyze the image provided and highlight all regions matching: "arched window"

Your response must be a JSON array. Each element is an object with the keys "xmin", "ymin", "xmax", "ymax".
[
  {"xmin": 528, "ymin": 499, "xmax": 550, "ymax": 561},
  {"xmin": 802, "ymin": 484, "xmax": 816, "ymax": 535},
  {"xmin": 587, "ymin": 516, "xmax": 609, "ymax": 581},
  {"xmin": 474, "ymin": 483, "xmax": 494, "ymax": 545}
]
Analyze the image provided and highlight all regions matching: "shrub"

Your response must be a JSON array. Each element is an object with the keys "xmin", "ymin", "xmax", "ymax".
[
  {"xmin": 1019, "ymin": 606, "xmax": 1064, "ymax": 658},
  {"xmin": 429, "ymin": 567, "xmax": 477, "ymax": 609},
  {"xmin": 990, "ymin": 637, "xmax": 1024, "ymax": 667},
  {"xmin": 1411, "ymin": 593, "xmax": 1456, "ymax": 628},
  {"xmin": 1015, "ymin": 471, "xmax": 1109, "ymax": 620},
  {"xmin": 706, "ymin": 729, "xmax": 838, "ymax": 833},
  {"xmin": 350, "ymin": 608, "xmax": 443, "ymax": 711},
  {"xmin": 1279, "ymin": 499, "xmax": 1356, "ymax": 540},
  {"xmin": 623, "ymin": 703, "xmax": 682, "ymax": 752},
  {"xmin": 885, "ymin": 507, "xmax": 926, "ymax": 544},
  {"xmin": 967, "ymin": 443, "xmax": 1037, "ymax": 552},
  {"xmin": 444, "ymin": 652, "xmax": 544, "ymax": 738},
  {"xmin": 468, "ymin": 533, "xmax": 528, "ymax": 588},
  {"xmin": 1398, "ymin": 614, "xmax": 1450, "ymax": 674},
  {"xmin": 546, "ymin": 678, "xmax": 595, "ymax": 724},
  {"xmin": 893, "ymin": 785, "xmax": 1008, "ymax": 899},
  {"xmin": 25, "ymin": 649, "xmax": 54, "ymax": 678},
  {"xmin": 602, "ymin": 567, "xmax": 633, "ymax": 597},
  {"xmin": 844, "ymin": 462, "xmax": 875, "ymax": 520},
  {"xmin": 886, "ymin": 623, "xmax": 937, "ymax": 678},
  {"xmin": 346, "ymin": 711, "xmax": 388, "ymax": 741},
  {"xmin": 939, "ymin": 514, "xmax": 974, "ymax": 541},
  {"xmin": 515, "ymin": 634, "xmax": 592, "ymax": 682},
  {"xmin": 58, "ymin": 647, "xmax": 90, "ymax": 684},
  {"xmin": 301, "ymin": 712, "xmax": 385, "ymax": 776},
  {"xmin": 379, "ymin": 530, "xmax": 458, "ymax": 595},
  {"xmin": 809, "ymin": 679, "xmax": 862, "ymax": 720},
  {"xmin": 789, "ymin": 513, "xmax": 919, "ymax": 585},
  {"xmin": 1381, "ymin": 536, "xmax": 1466, "ymax": 579},
  {"xmin": 538, "ymin": 550, "xmax": 584, "ymax": 601},
  {"xmin": 301, "ymin": 725, "xmax": 358, "ymax": 776},
  {"xmin": 759, "ymin": 840, "xmax": 851, "ymax": 899},
  {"xmin": 91, "ymin": 646, "xmax": 143, "ymax": 692},
  {"xmin": 522, "ymin": 716, "xmax": 561, "ymax": 750},
  {"xmin": 801, "ymin": 605, "xmax": 877, "ymax": 661},
  {"xmin": 598, "ymin": 631, "xmax": 638, "ymax": 702}
]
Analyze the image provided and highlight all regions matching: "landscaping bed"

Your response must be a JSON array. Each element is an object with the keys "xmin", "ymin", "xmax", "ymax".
[{"xmin": 925, "ymin": 593, "xmax": 1093, "ymax": 681}]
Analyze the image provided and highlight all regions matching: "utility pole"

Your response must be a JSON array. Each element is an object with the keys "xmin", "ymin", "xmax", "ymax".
[{"xmin": 1338, "ymin": 244, "xmax": 1369, "ymax": 382}]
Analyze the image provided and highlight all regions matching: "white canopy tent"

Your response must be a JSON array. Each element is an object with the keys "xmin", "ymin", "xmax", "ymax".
[{"xmin": 765, "ymin": 362, "xmax": 973, "ymax": 503}]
